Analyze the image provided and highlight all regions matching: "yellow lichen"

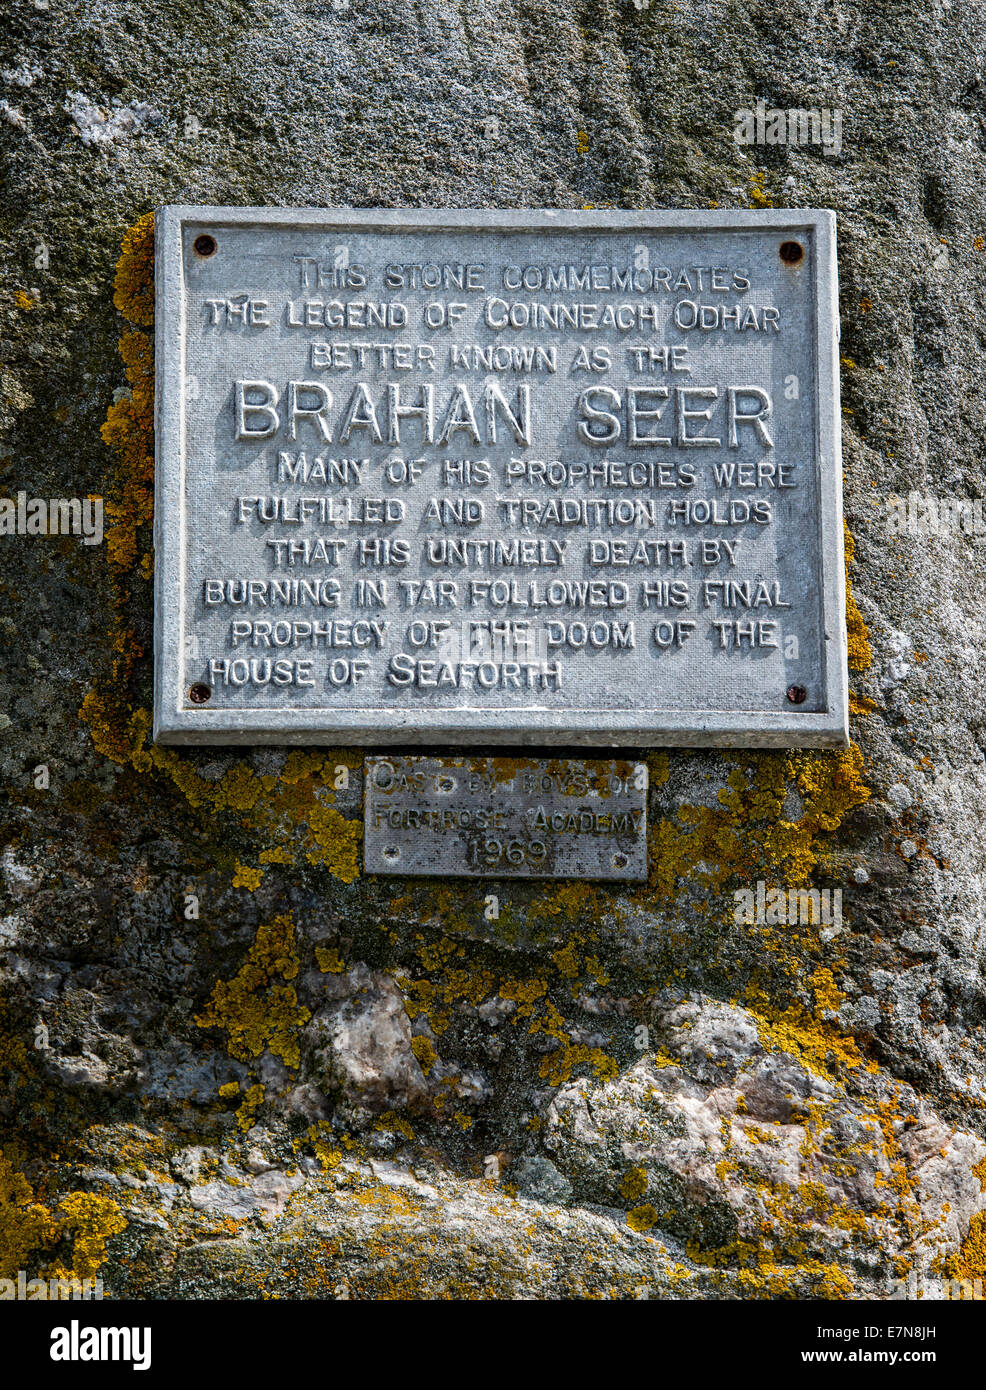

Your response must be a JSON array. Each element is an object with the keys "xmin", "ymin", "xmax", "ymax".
[
  {"xmin": 305, "ymin": 804, "xmax": 362, "ymax": 882},
  {"xmin": 539, "ymin": 1043, "xmax": 618, "ymax": 1088},
  {"xmin": 619, "ymin": 1167, "xmax": 648, "ymax": 1202},
  {"xmin": 942, "ymin": 1211, "xmax": 986, "ymax": 1295},
  {"xmin": 259, "ymin": 846, "xmax": 293, "ymax": 865},
  {"xmin": 235, "ymin": 1083, "xmax": 266, "ymax": 1133},
  {"xmin": 195, "ymin": 913, "xmax": 311, "ymax": 1069},
  {"xmin": 844, "ymin": 522, "xmax": 872, "ymax": 671},
  {"xmin": 744, "ymin": 980, "xmax": 863, "ymax": 1083},
  {"xmin": 849, "ymin": 691, "xmax": 878, "ymax": 716},
  {"xmin": 81, "ymin": 218, "xmax": 363, "ymax": 885},
  {"xmin": 649, "ymin": 744, "xmax": 869, "ymax": 901},
  {"xmin": 974, "ymin": 1156, "xmax": 986, "ymax": 1193},
  {"xmin": 374, "ymin": 1112, "xmax": 416, "ymax": 1142},
  {"xmin": 411, "ymin": 1035, "xmax": 437, "ymax": 1076},
  {"xmin": 232, "ymin": 862, "xmax": 264, "ymax": 891},
  {"xmin": 50, "ymin": 1193, "xmax": 128, "ymax": 1281},
  {"xmin": 0, "ymin": 1151, "xmax": 126, "ymax": 1284},
  {"xmin": 627, "ymin": 1204, "xmax": 659, "ymax": 1233},
  {"xmin": 0, "ymin": 1150, "xmax": 55, "ymax": 1278},
  {"xmin": 100, "ymin": 325, "xmax": 154, "ymax": 574}
]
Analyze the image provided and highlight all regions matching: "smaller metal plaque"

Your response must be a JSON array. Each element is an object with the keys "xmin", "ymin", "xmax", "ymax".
[{"xmin": 364, "ymin": 756, "xmax": 647, "ymax": 880}]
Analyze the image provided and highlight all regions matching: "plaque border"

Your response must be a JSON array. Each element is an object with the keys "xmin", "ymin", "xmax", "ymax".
[{"xmin": 154, "ymin": 206, "xmax": 848, "ymax": 749}]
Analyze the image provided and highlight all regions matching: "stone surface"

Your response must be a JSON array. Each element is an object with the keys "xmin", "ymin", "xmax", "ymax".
[
  {"xmin": 303, "ymin": 963, "xmax": 432, "ymax": 1117},
  {"xmin": 544, "ymin": 997, "xmax": 986, "ymax": 1274},
  {"xmin": 2, "ymin": 0, "xmax": 986, "ymax": 1304}
]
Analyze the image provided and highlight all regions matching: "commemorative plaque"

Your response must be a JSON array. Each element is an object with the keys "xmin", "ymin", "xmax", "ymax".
[
  {"xmin": 364, "ymin": 756, "xmax": 647, "ymax": 880},
  {"xmin": 154, "ymin": 208, "xmax": 847, "ymax": 747}
]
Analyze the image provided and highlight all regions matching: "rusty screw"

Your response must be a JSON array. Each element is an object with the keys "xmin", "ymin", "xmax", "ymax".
[
  {"xmin": 188, "ymin": 683, "xmax": 212, "ymax": 704},
  {"xmin": 779, "ymin": 240, "xmax": 804, "ymax": 265},
  {"xmin": 786, "ymin": 684, "xmax": 808, "ymax": 704},
  {"xmin": 193, "ymin": 234, "xmax": 217, "ymax": 257}
]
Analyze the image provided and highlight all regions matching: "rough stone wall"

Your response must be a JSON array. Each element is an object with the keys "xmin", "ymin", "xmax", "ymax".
[{"xmin": 2, "ymin": 0, "xmax": 986, "ymax": 1299}]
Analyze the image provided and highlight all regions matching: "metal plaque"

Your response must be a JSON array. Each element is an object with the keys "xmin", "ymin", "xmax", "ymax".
[
  {"xmin": 154, "ymin": 207, "xmax": 847, "ymax": 747},
  {"xmin": 364, "ymin": 756, "xmax": 647, "ymax": 880}
]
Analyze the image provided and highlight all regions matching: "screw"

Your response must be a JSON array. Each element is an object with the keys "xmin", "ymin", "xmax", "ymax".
[
  {"xmin": 786, "ymin": 685, "xmax": 808, "ymax": 704},
  {"xmin": 193, "ymin": 234, "xmax": 217, "ymax": 258},
  {"xmin": 779, "ymin": 240, "xmax": 804, "ymax": 265},
  {"xmin": 188, "ymin": 683, "xmax": 212, "ymax": 703}
]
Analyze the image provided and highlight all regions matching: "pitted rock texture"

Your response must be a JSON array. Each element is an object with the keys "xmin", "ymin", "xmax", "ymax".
[
  {"xmin": 3, "ymin": 0, "xmax": 986, "ymax": 1300},
  {"xmin": 545, "ymin": 998, "xmax": 986, "ymax": 1277},
  {"xmin": 304, "ymin": 965, "xmax": 432, "ymax": 1116}
]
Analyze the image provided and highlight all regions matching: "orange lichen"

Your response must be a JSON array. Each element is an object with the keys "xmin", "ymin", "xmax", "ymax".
[
  {"xmin": 943, "ymin": 1211, "xmax": 986, "ymax": 1295},
  {"xmin": 112, "ymin": 212, "xmax": 155, "ymax": 326},
  {"xmin": 973, "ymin": 1156, "xmax": 986, "ymax": 1193}
]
